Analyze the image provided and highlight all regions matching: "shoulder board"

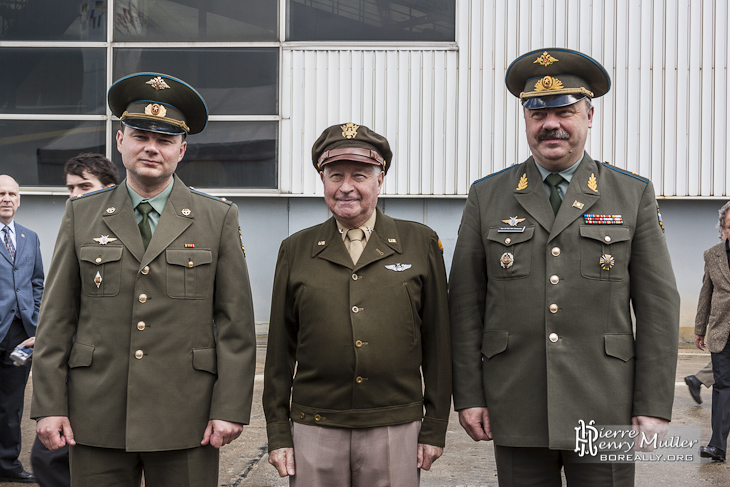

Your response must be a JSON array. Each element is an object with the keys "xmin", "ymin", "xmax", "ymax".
[
  {"xmin": 72, "ymin": 185, "xmax": 116, "ymax": 199},
  {"xmin": 473, "ymin": 164, "xmax": 517, "ymax": 184},
  {"xmin": 188, "ymin": 187, "xmax": 232, "ymax": 205},
  {"xmin": 599, "ymin": 162, "xmax": 649, "ymax": 183}
]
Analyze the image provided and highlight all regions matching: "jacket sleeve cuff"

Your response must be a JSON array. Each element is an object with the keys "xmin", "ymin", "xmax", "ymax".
[
  {"xmin": 266, "ymin": 421, "xmax": 293, "ymax": 452},
  {"xmin": 417, "ymin": 417, "xmax": 448, "ymax": 448}
]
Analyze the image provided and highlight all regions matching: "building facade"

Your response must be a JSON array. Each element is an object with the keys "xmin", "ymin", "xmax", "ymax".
[{"xmin": 3, "ymin": 0, "xmax": 728, "ymax": 337}]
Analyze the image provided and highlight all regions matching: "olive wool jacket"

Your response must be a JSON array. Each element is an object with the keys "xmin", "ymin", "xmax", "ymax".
[
  {"xmin": 263, "ymin": 208, "xmax": 451, "ymax": 451},
  {"xmin": 31, "ymin": 176, "xmax": 257, "ymax": 452},
  {"xmin": 449, "ymin": 154, "xmax": 680, "ymax": 450}
]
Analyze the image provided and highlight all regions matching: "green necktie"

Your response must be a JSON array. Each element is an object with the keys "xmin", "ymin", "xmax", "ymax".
[
  {"xmin": 137, "ymin": 202, "xmax": 154, "ymax": 249},
  {"xmin": 545, "ymin": 173, "xmax": 565, "ymax": 215}
]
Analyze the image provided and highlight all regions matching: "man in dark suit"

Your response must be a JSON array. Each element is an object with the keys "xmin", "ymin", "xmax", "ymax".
[
  {"xmin": 31, "ymin": 73, "xmax": 256, "ymax": 487},
  {"xmin": 0, "ymin": 174, "xmax": 44, "ymax": 483},
  {"xmin": 449, "ymin": 48, "xmax": 680, "ymax": 486},
  {"xmin": 264, "ymin": 123, "xmax": 451, "ymax": 486}
]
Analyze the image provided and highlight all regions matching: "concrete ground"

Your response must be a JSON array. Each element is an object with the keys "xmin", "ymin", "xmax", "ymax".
[{"xmin": 5, "ymin": 339, "xmax": 729, "ymax": 487}]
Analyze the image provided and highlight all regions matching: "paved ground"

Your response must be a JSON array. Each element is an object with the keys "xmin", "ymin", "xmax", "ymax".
[{"xmin": 5, "ymin": 340, "xmax": 729, "ymax": 486}]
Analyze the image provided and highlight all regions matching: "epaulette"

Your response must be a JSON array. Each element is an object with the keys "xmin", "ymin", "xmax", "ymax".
[
  {"xmin": 473, "ymin": 164, "xmax": 517, "ymax": 184},
  {"xmin": 188, "ymin": 186, "xmax": 232, "ymax": 205},
  {"xmin": 71, "ymin": 185, "xmax": 116, "ymax": 199},
  {"xmin": 599, "ymin": 162, "xmax": 649, "ymax": 183}
]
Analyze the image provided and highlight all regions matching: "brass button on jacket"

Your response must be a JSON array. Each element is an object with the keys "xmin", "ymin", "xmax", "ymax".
[
  {"xmin": 134, "ymin": 350, "xmax": 144, "ymax": 359},
  {"xmin": 138, "ymin": 293, "xmax": 147, "ymax": 303}
]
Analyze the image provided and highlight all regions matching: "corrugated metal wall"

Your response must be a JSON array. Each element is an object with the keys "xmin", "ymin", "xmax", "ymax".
[{"xmin": 281, "ymin": 0, "xmax": 729, "ymax": 197}]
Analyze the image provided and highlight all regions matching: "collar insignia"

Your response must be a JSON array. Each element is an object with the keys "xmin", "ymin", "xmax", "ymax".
[
  {"xmin": 516, "ymin": 173, "xmax": 528, "ymax": 190},
  {"xmin": 588, "ymin": 173, "xmax": 598, "ymax": 192}
]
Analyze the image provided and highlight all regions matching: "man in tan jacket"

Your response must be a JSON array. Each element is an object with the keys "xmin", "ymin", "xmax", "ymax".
[{"xmin": 31, "ymin": 73, "xmax": 256, "ymax": 486}]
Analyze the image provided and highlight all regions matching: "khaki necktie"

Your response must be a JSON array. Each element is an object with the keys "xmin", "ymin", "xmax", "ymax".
[
  {"xmin": 347, "ymin": 228, "xmax": 365, "ymax": 264},
  {"xmin": 137, "ymin": 202, "xmax": 154, "ymax": 249},
  {"xmin": 545, "ymin": 173, "xmax": 565, "ymax": 215}
]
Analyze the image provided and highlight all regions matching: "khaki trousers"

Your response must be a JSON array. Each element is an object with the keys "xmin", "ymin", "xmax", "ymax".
[
  {"xmin": 69, "ymin": 444, "xmax": 218, "ymax": 487},
  {"xmin": 290, "ymin": 421, "xmax": 420, "ymax": 487}
]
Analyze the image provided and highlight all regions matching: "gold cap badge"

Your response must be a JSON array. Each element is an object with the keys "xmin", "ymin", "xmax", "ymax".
[
  {"xmin": 341, "ymin": 122, "xmax": 359, "ymax": 139},
  {"xmin": 145, "ymin": 103, "xmax": 167, "ymax": 118},
  {"xmin": 534, "ymin": 51, "xmax": 558, "ymax": 67}
]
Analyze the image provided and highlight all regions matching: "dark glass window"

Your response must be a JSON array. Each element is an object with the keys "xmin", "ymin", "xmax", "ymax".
[
  {"xmin": 0, "ymin": 0, "xmax": 106, "ymax": 41},
  {"xmin": 0, "ymin": 121, "xmax": 106, "ymax": 185},
  {"xmin": 114, "ymin": 0, "xmax": 277, "ymax": 42},
  {"xmin": 287, "ymin": 0, "xmax": 455, "ymax": 41},
  {"xmin": 114, "ymin": 49, "xmax": 278, "ymax": 115},
  {"xmin": 111, "ymin": 122, "xmax": 278, "ymax": 189},
  {"xmin": 0, "ymin": 48, "xmax": 106, "ymax": 115}
]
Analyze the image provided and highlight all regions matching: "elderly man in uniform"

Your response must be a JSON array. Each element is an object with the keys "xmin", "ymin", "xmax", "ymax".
[
  {"xmin": 31, "ymin": 73, "xmax": 256, "ymax": 487},
  {"xmin": 263, "ymin": 123, "xmax": 451, "ymax": 486},
  {"xmin": 449, "ymin": 48, "xmax": 680, "ymax": 485}
]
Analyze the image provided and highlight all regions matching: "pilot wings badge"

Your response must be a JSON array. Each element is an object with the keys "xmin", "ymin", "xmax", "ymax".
[{"xmin": 385, "ymin": 263, "xmax": 412, "ymax": 272}]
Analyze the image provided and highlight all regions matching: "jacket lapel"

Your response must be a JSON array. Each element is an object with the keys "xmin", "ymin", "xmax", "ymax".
[
  {"xmin": 514, "ymin": 158, "xmax": 555, "ymax": 233},
  {"xmin": 713, "ymin": 243, "xmax": 730, "ymax": 286},
  {"xmin": 141, "ymin": 175, "xmax": 193, "ymax": 268},
  {"xmin": 548, "ymin": 154, "xmax": 600, "ymax": 242},
  {"xmin": 13, "ymin": 224, "xmax": 27, "ymax": 261},
  {"xmin": 102, "ymin": 184, "xmax": 145, "ymax": 263},
  {"xmin": 312, "ymin": 218, "xmax": 354, "ymax": 268}
]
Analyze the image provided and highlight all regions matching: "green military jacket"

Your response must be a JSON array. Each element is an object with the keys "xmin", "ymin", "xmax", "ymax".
[
  {"xmin": 31, "ymin": 175, "xmax": 256, "ymax": 452},
  {"xmin": 449, "ymin": 154, "xmax": 680, "ymax": 450},
  {"xmin": 263, "ymin": 208, "xmax": 451, "ymax": 451}
]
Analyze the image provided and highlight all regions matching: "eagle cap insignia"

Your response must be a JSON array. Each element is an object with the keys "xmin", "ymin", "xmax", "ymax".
[
  {"xmin": 145, "ymin": 103, "xmax": 167, "ymax": 118},
  {"xmin": 516, "ymin": 173, "xmax": 528, "ymax": 190},
  {"xmin": 341, "ymin": 122, "xmax": 359, "ymax": 139},
  {"xmin": 502, "ymin": 216, "xmax": 526, "ymax": 227},
  {"xmin": 93, "ymin": 235, "xmax": 118, "ymax": 245},
  {"xmin": 588, "ymin": 173, "xmax": 598, "ymax": 192},
  {"xmin": 146, "ymin": 76, "xmax": 171, "ymax": 90},
  {"xmin": 534, "ymin": 51, "xmax": 558, "ymax": 67}
]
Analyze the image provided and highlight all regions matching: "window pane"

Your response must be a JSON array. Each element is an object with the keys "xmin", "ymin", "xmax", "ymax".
[
  {"xmin": 0, "ymin": 121, "xmax": 106, "ymax": 186},
  {"xmin": 114, "ymin": 49, "xmax": 278, "ymax": 115},
  {"xmin": 111, "ymin": 122, "xmax": 278, "ymax": 189},
  {"xmin": 0, "ymin": 0, "xmax": 106, "ymax": 41},
  {"xmin": 114, "ymin": 0, "xmax": 277, "ymax": 41},
  {"xmin": 0, "ymin": 48, "xmax": 106, "ymax": 115},
  {"xmin": 288, "ymin": 0, "xmax": 455, "ymax": 41}
]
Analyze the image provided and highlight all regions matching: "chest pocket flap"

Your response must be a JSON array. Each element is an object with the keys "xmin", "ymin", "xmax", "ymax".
[
  {"xmin": 80, "ymin": 245, "xmax": 123, "ymax": 265},
  {"xmin": 166, "ymin": 249, "xmax": 213, "ymax": 268},
  {"xmin": 487, "ymin": 225, "xmax": 535, "ymax": 247},
  {"xmin": 579, "ymin": 225, "xmax": 631, "ymax": 244}
]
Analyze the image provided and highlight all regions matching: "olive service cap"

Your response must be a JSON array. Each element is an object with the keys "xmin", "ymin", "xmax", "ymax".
[
  {"xmin": 505, "ymin": 48, "xmax": 611, "ymax": 109},
  {"xmin": 312, "ymin": 122, "xmax": 393, "ymax": 174},
  {"xmin": 108, "ymin": 73, "xmax": 208, "ymax": 135}
]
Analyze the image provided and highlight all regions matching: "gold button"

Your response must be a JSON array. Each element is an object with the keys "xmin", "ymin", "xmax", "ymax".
[
  {"xmin": 188, "ymin": 261, "xmax": 194, "ymax": 268},
  {"xmin": 550, "ymin": 275, "xmax": 559, "ymax": 285},
  {"xmin": 549, "ymin": 333, "xmax": 559, "ymax": 343},
  {"xmin": 505, "ymin": 238, "xmax": 512, "ymax": 245},
  {"xmin": 141, "ymin": 266, "xmax": 150, "ymax": 275},
  {"xmin": 314, "ymin": 414, "xmax": 321, "ymax": 422},
  {"xmin": 352, "ymin": 306, "xmax": 359, "ymax": 313},
  {"xmin": 135, "ymin": 350, "xmax": 144, "ymax": 359},
  {"xmin": 137, "ymin": 321, "xmax": 146, "ymax": 331},
  {"xmin": 604, "ymin": 235, "xmax": 611, "ymax": 242},
  {"xmin": 139, "ymin": 294, "xmax": 147, "ymax": 303},
  {"xmin": 352, "ymin": 273, "xmax": 359, "ymax": 280},
  {"xmin": 95, "ymin": 257, "xmax": 102, "ymax": 263},
  {"xmin": 300, "ymin": 413, "xmax": 305, "ymax": 419},
  {"xmin": 549, "ymin": 304, "xmax": 558, "ymax": 313},
  {"xmin": 551, "ymin": 247, "xmax": 561, "ymax": 256},
  {"xmin": 356, "ymin": 376, "xmax": 364, "ymax": 384},
  {"xmin": 355, "ymin": 340, "xmax": 363, "ymax": 348}
]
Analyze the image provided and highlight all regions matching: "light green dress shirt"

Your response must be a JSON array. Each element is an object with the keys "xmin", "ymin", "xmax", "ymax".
[{"xmin": 127, "ymin": 178, "xmax": 174, "ymax": 236}]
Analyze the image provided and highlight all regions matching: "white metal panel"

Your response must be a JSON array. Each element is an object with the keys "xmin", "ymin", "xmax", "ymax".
[{"xmin": 280, "ymin": 0, "xmax": 729, "ymax": 197}]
